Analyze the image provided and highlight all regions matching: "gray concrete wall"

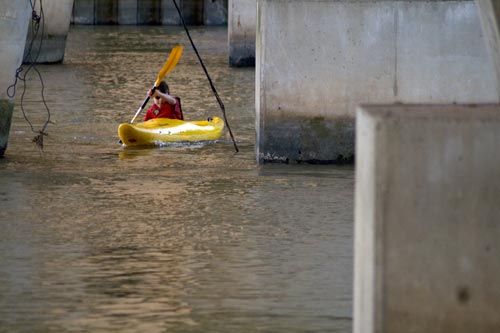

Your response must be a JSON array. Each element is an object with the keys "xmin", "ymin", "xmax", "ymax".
[
  {"xmin": 256, "ymin": 0, "xmax": 499, "ymax": 164},
  {"xmin": 24, "ymin": 0, "xmax": 74, "ymax": 63},
  {"xmin": 138, "ymin": 0, "xmax": 161, "ymax": 25},
  {"xmin": 118, "ymin": 0, "xmax": 137, "ymax": 24},
  {"xmin": 72, "ymin": 0, "xmax": 95, "ymax": 24},
  {"xmin": 204, "ymin": 0, "xmax": 227, "ymax": 25},
  {"xmin": 475, "ymin": 0, "xmax": 500, "ymax": 95},
  {"xmin": 162, "ymin": 0, "xmax": 181, "ymax": 25},
  {"xmin": 95, "ymin": 0, "xmax": 118, "ymax": 24},
  {"xmin": 354, "ymin": 104, "xmax": 500, "ymax": 333},
  {"xmin": 180, "ymin": 0, "xmax": 204, "ymax": 25},
  {"xmin": 0, "ymin": 1, "xmax": 31, "ymax": 156},
  {"xmin": 72, "ymin": 0, "xmax": 226, "ymax": 25},
  {"xmin": 228, "ymin": 0, "xmax": 256, "ymax": 67}
]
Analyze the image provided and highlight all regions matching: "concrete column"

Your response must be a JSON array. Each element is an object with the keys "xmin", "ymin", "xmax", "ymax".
[
  {"xmin": 0, "ymin": 1, "xmax": 31, "ymax": 156},
  {"xmin": 204, "ymin": 0, "xmax": 227, "ymax": 25},
  {"xmin": 182, "ymin": 0, "xmax": 204, "ymax": 25},
  {"xmin": 354, "ymin": 104, "xmax": 500, "ymax": 333},
  {"xmin": 24, "ymin": 0, "xmax": 74, "ymax": 64},
  {"xmin": 256, "ymin": 0, "xmax": 498, "ymax": 164},
  {"xmin": 72, "ymin": 0, "xmax": 221, "ymax": 26},
  {"xmin": 163, "ymin": 0, "xmax": 204, "ymax": 26},
  {"xmin": 228, "ymin": 0, "xmax": 256, "ymax": 67},
  {"xmin": 162, "ymin": 0, "xmax": 181, "ymax": 25},
  {"xmin": 138, "ymin": 0, "xmax": 161, "ymax": 25},
  {"xmin": 73, "ymin": 0, "xmax": 95, "ymax": 24},
  {"xmin": 95, "ymin": 0, "xmax": 118, "ymax": 24},
  {"xmin": 475, "ymin": 0, "xmax": 500, "ymax": 96},
  {"xmin": 118, "ymin": 0, "xmax": 138, "ymax": 25}
]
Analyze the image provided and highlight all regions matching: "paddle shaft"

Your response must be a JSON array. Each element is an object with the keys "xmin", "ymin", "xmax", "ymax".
[{"xmin": 130, "ymin": 86, "xmax": 156, "ymax": 124}]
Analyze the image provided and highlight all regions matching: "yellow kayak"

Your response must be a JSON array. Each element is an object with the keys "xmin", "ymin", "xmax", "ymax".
[{"xmin": 118, "ymin": 116, "xmax": 224, "ymax": 146}]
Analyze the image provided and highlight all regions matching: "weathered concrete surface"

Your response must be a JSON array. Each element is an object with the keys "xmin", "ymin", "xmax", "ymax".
[
  {"xmin": 204, "ymin": 0, "xmax": 227, "ymax": 25},
  {"xmin": 72, "ymin": 0, "xmax": 95, "ymax": 24},
  {"xmin": 73, "ymin": 0, "xmax": 225, "ymax": 25},
  {"xmin": 180, "ymin": 0, "xmax": 204, "ymax": 25},
  {"xmin": 256, "ymin": 0, "xmax": 499, "ymax": 163},
  {"xmin": 162, "ymin": 0, "xmax": 181, "ymax": 25},
  {"xmin": 0, "ymin": 1, "xmax": 31, "ymax": 156},
  {"xmin": 228, "ymin": 0, "xmax": 256, "ymax": 67},
  {"xmin": 354, "ymin": 104, "xmax": 500, "ymax": 333},
  {"xmin": 24, "ymin": 0, "xmax": 74, "ymax": 63},
  {"xmin": 95, "ymin": 0, "xmax": 118, "ymax": 24},
  {"xmin": 118, "ymin": 0, "xmax": 138, "ymax": 25},
  {"xmin": 475, "ymin": 0, "xmax": 500, "ymax": 95},
  {"xmin": 138, "ymin": 0, "xmax": 161, "ymax": 25}
]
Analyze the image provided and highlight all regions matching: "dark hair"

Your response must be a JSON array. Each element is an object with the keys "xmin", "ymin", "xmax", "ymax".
[{"xmin": 158, "ymin": 81, "xmax": 169, "ymax": 94}]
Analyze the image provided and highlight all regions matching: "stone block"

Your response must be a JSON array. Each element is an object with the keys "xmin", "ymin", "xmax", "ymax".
[{"xmin": 354, "ymin": 104, "xmax": 500, "ymax": 333}]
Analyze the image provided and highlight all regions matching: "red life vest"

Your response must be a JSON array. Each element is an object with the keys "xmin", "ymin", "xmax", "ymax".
[{"xmin": 144, "ymin": 99, "xmax": 182, "ymax": 121}]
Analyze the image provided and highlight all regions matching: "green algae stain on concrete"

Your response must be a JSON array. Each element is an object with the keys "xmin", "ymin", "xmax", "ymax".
[
  {"xmin": 259, "ymin": 114, "xmax": 355, "ymax": 164},
  {"xmin": 298, "ymin": 116, "xmax": 355, "ymax": 164},
  {"xmin": 0, "ymin": 99, "xmax": 14, "ymax": 157}
]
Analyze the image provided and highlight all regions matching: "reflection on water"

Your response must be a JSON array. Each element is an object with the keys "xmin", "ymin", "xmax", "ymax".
[{"xmin": 0, "ymin": 26, "xmax": 353, "ymax": 332}]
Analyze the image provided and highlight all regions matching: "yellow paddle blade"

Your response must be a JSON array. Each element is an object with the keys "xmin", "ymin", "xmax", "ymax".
[{"xmin": 154, "ymin": 45, "xmax": 183, "ymax": 87}]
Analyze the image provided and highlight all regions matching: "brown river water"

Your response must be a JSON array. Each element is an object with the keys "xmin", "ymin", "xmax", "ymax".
[{"xmin": 0, "ymin": 26, "xmax": 354, "ymax": 333}]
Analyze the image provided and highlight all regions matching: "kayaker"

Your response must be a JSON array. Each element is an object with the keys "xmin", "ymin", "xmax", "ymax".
[{"xmin": 144, "ymin": 81, "xmax": 183, "ymax": 121}]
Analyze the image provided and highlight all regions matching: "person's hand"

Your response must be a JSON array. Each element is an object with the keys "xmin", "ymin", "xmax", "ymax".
[{"xmin": 148, "ymin": 89, "xmax": 155, "ymax": 97}]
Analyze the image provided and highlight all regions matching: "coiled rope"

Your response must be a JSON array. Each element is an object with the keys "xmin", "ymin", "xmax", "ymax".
[{"xmin": 171, "ymin": 0, "xmax": 239, "ymax": 153}]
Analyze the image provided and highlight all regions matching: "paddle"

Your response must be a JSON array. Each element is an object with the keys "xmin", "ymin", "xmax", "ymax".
[{"xmin": 130, "ymin": 45, "xmax": 183, "ymax": 124}]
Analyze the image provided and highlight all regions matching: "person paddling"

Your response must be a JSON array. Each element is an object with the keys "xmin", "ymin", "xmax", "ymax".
[{"xmin": 144, "ymin": 81, "xmax": 182, "ymax": 121}]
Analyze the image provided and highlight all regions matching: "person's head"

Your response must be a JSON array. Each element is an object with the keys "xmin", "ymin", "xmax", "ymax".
[
  {"xmin": 153, "ymin": 81, "xmax": 170, "ymax": 106},
  {"xmin": 158, "ymin": 81, "xmax": 170, "ymax": 94}
]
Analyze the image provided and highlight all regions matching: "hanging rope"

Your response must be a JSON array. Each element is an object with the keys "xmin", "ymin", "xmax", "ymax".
[
  {"xmin": 6, "ymin": 0, "xmax": 51, "ymax": 150},
  {"xmin": 171, "ymin": 0, "xmax": 239, "ymax": 153}
]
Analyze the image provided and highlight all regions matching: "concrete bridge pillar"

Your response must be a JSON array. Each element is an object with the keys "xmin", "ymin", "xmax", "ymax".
[
  {"xmin": 72, "ymin": 0, "xmax": 225, "ymax": 25},
  {"xmin": 354, "ymin": 104, "xmax": 500, "ymax": 333},
  {"xmin": 162, "ymin": 0, "xmax": 180, "ymax": 25},
  {"xmin": 228, "ymin": 0, "xmax": 256, "ymax": 67},
  {"xmin": 119, "ymin": 0, "xmax": 137, "ymax": 24},
  {"xmin": 72, "ymin": 0, "xmax": 95, "ymax": 24},
  {"xmin": 94, "ymin": 0, "xmax": 118, "ymax": 24},
  {"xmin": 256, "ymin": 0, "xmax": 498, "ymax": 164},
  {"xmin": 0, "ymin": 1, "xmax": 31, "ymax": 156},
  {"xmin": 354, "ymin": 2, "xmax": 500, "ymax": 331},
  {"xmin": 24, "ymin": 0, "xmax": 74, "ymax": 63},
  {"xmin": 204, "ymin": 0, "xmax": 227, "ymax": 25},
  {"xmin": 475, "ymin": 0, "xmax": 500, "ymax": 95}
]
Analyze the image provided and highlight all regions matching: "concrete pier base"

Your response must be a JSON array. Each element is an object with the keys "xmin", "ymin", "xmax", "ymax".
[
  {"xmin": 256, "ymin": 0, "xmax": 498, "ymax": 164},
  {"xmin": 354, "ymin": 104, "xmax": 500, "ymax": 333},
  {"xmin": 24, "ymin": 0, "xmax": 74, "ymax": 63},
  {"xmin": 228, "ymin": 0, "xmax": 256, "ymax": 67},
  {"xmin": 0, "ymin": 1, "xmax": 31, "ymax": 156}
]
